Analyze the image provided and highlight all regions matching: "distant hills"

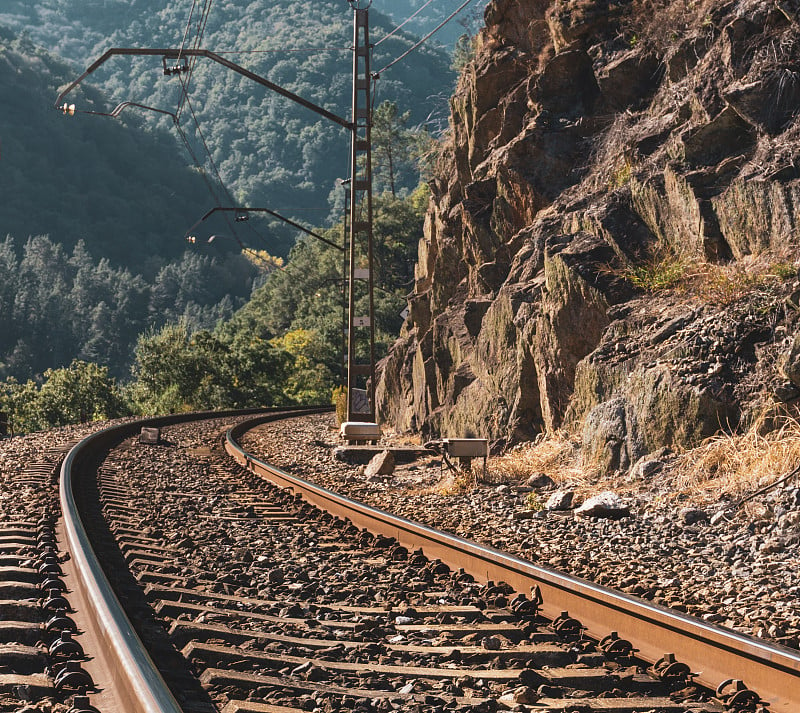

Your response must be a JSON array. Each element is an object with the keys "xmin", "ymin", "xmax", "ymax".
[
  {"xmin": 0, "ymin": 26, "xmax": 215, "ymax": 271},
  {"xmin": 1, "ymin": 0, "xmax": 465, "ymax": 258}
]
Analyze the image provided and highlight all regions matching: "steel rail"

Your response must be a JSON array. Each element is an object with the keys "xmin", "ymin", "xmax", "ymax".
[
  {"xmin": 226, "ymin": 418, "xmax": 800, "ymax": 713},
  {"xmin": 59, "ymin": 406, "xmax": 331, "ymax": 713}
]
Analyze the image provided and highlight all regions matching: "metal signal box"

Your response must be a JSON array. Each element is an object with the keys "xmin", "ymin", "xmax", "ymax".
[
  {"xmin": 340, "ymin": 421, "xmax": 381, "ymax": 443},
  {"xmin": 442, "ymin": 438, "xmax": 488, "ymax": 458},
  {"xmin": 443, "ymin": 438, "xmax": 489, "ymax": 479}
]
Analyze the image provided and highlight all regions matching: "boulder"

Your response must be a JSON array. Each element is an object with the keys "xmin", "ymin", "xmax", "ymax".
[
  {"xmin": 532, "ymin": 49, "xmax": 599, "ymax": 117},
  {"xmin": 782, "ymin": 332, "xmax": 800, "ymax": 388},
  {"xmin": 581, "ymin": 397, "xmax": 645, "ymax": 474},
  {"xmin": 680, "ymin": 507, "xmax": 709, "ymax": 525},
  {"xmin": 598, "ymin": 50, "xmax": 661, "ymax": 111},
  {"xmin": 545, "ymin": 489, "xmax": 574, "ymax": 511},
  {"xmin": 526, "ymin": 473, "xmax": 555, "ymax": 490},
  {"xmin": 725, "ymin": 73, "xmax": 800, "ymax": 134},
  {"xmin": 713, "ymin": 178, "xmax": 800, "ymax": 259},
  {"xmin": 575, "ymin": 491, "xmax": 631, "ymax": 519},
  {"xmin": 681, "ymin": 107, "xmax": 755, "ymax": 167},
  {"xmin": 545, "ymin": 0, "xmax": 627, "ymax": 52},
  {"xmin": 365, "ymin": 450, "xmax": 395, "ymax": 479},
  {"xmin": 629, "ymin": 452, "xmax": 669, "ymax": 480}
]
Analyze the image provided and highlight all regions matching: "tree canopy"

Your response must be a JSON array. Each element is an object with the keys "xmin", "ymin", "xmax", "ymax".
[
  {"xmin": 2, "ymin": 2, "xmax": 457, "ymax": 253},
  {"xmin": 0, "ymin": 235, "xmax": 259, "ymax": 381}
]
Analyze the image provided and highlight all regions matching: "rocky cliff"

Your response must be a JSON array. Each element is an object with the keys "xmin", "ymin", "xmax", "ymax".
[{"xmin": 377, "ymin": 0, "xmax": 800, "ymax": 470}]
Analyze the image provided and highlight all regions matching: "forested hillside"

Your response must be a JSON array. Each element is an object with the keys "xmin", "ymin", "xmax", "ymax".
[
  {"xmin": 0, "ymin": 0, "xmax": 473, "ymax": 421},
  {"xmin": 0, "ymin": 26, "xmax": 265, "ymax": 381},
  {"xmin": 0, "ymin": 234, "xmax": 258, "ymax": 381},
  {"xmin": 0, "ymin": 26, "xmax": 218, "ymax": 270},
  {"xmin": 0, "ymin": 1, "xmax": 486, "ymax": 55},
  {"xmin": 2, "ymin": 0, "xmax": 462, "ymax": 250}
]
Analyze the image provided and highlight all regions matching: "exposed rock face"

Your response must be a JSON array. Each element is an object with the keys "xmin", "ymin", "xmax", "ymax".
[{"xmin": 377, "ymin": 0, "xmax": 800, "ymax": 467}]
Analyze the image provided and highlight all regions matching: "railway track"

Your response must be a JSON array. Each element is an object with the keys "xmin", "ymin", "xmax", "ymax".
[
  {"xmin": 0, "ymin": 432, "xmax": 87, "ymax": 711},
  {"xmin": 2, "ymin": 409, "xmax": 797, "ymax": 711}
]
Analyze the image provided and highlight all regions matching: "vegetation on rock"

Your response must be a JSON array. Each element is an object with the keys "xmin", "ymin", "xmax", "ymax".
[{"xmin": 377, "ymin": 0, "xmax": 800, "ymax": 476}]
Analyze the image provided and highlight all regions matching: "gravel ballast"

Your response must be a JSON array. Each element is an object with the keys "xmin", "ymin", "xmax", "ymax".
[{"xmin": 240, "ymin": 413, "xmax": 800, "ymax": 653}]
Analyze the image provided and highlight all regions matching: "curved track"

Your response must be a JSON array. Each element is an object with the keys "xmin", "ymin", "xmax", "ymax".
[
  {"xmin": 51, "ymin": 408, "xmax": 800, "ymax": 712},
  {"xmin": 58, "ymin": 408, "xmax": 326, "ymax": 713},
  {"xmin": 225, "ymin": 416, "xmax": 800, "ymax": 713}
]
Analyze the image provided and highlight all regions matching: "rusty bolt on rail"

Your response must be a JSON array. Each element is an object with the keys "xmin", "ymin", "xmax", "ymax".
[
  {"xmin": 49, "ymin": 631, "xmax": 85, "ymax": 660},
  {"xmin": 553, "ymin": 610, "xmax": 586, "ymax": 640},
  {"xmin": 45, "ymin": 610, "xmax": 77, "ymax": 634},
  {"xmin": 716, "ymin": 678, "xmax": 765, "ymax": 712},
  {"xmin": 54, "ymin": 660, "xmax": 94, "ymax": 692},
  {"xmin": 650, "ymin": 653, "xmax": 694, "ymax": 684},
  {"xmin": 600, "ymin": 630, "xmax": 637, "ymax": 661}
]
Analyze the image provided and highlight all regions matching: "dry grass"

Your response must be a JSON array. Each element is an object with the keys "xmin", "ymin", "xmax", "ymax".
[
  {"xmin": 486, "ymin": 407, "xmax": 800, "ymax": 506},
  {"xmin": 684, "ymin": 254, "xmax": 797, "ymax": 305},
  {"xmin": 436, "ymin": 469, "xmax": 477, "ymax": 496},
  {"xmin": 489, "ymin": 430, "xmax": 596, "ymax": 487},
  {"xmin": 669, "ymin": 411, "xmax": 800, "ymax": 502},
  {"xmin": 612, "ymin": 243, "xmax": 798, "ymax": 305}
]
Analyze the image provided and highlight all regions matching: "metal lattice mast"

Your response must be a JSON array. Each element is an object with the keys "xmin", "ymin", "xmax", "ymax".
[{"xmin": 346, "ymin": 6, "xmax": 376, "ymax": 422}]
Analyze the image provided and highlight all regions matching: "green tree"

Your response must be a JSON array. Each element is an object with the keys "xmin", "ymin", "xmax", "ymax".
[
  {"xmin": 271, "ymin": 329, "xmax": 337, "ymax": 404},
  {"xmin": 0, "ymin": 360, "xmax": 127, "ymax": 434},
  {"xmin": 452, "ymin": 34, "xmax": 477, "ymax": 73},
  {"xmin": 0, "ymin": 378, "xmax": 39, "ymax": 435},
  {"xmin": 218, "ymin": 188, "xmax": 427, "ymax": 400},
  {"xmin": 36, "ymin": 360, "xmax": 128, "ymax": 426},
  {"xmin": 372, "ymin": 101, "xmax": 413, "ymax": 197},
  {"xmin": 126, "ymin": 321, "xmax": 289, "ymax": 414}
]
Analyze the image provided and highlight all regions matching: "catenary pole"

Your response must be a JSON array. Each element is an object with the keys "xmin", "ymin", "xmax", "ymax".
[{"xmin": 346, "ymin": 4, "xmax": 377, "ymax": 422}]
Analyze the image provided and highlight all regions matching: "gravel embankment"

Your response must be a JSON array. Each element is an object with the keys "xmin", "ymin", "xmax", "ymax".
[
  {"xmin": 0, "ymin": 422, "xmax": 102, "ymax": 518},
  {"xmin": 240, "ymin": 412, "xmax": 800, "ymax": 652}
]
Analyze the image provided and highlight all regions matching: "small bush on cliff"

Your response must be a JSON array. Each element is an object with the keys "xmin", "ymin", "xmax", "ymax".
[
  {"xmin": 526, "ymin": 492, "xmax": 545, "ymax": 511},
  {"xmin": 452, "ymin": 34, "xmax": 477, "ymax": 72},
  {"xmin": 689, "ymin": 255, "xmax": 799, "ymax": 305},
  {"xmin": 623, "ymin": 248, "xmax": 687, "ymax": 292}
]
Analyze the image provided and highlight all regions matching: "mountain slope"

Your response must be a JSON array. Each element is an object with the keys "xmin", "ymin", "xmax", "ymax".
[
  {"xmin": 0, "ymin": 26, "xmax": 218, "ymax": 271},
  {"xmin": 377, "ymin": 0, "xmax": 800, "ymax": 468},
  {"xmin": 2, "ymin": 0, "xmax": 459, "ymax": 248}
]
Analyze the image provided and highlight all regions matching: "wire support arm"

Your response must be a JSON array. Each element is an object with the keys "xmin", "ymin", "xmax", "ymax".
[
  {"xmin": 54, "ymin": 47, "xmax": 354, "ymax": 131},
  {"xmin": 185, "ymin": 207, "xmax": 344, "ymax": 252}
]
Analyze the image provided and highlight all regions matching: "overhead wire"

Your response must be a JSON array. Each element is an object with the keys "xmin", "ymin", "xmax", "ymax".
[
  {"xmin": 177, "ymin": 0, "xmax": 213, "ymax": 121},
  {"xmin": 373, "ymin": 0, "xmax": 479, "ymax": 77},
  {"xmin": 171, "ymin": 1, "xmax": 339, "ymax": 252},
  {"xmin": 176, "ymin": 0, "xmax": 199, "ymax": 68},
  {"xmin": 373, "ymin": 0, "xmax": 437, "ymax": 46},
  {"xmin": 171, "ymin": 0, "xmax": 260, "ymax": 246},
  {"xmin": 212, "ymin": 47, "xmax": 350, "ymax": 54}
]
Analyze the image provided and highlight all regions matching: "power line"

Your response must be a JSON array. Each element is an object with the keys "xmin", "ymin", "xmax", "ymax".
[
  {"xmin": 177, "ymin": 0, "xmax": 214, "ymax": 121},
  {"xmin": 374, "ymin": 0, "xmax": 436, "ymax": 46},
  {"xmin": 176, "ymin": 0, "xmax": 199, "ymax": 67},
  {"xmin": 373, "ymin": 0, "xmax": 478, "ymax": 77},
  {"xmin": 179, "ymin": 93, "xmax": 234, "ymax": 205},
  {"xmin": 173, "ymin": 0, "xmax": 242, "ymax": 248},
  {"xmin": 212, "ymin": 47, "xmax": 350, "ymax": 54}
]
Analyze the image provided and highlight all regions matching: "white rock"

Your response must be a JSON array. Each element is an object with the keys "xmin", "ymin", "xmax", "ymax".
[{"xmin": 575, "ymin": 491, "xmax": 631, "ymax": 518}]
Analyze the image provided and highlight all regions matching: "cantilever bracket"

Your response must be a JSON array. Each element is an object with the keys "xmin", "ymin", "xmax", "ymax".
[
  {"xmin": 184, "ymin": 206, "xmax": 344, "ymax": 252},
  {"xmin": 55, "ymin": 47, "xmax": 354, "ymax": 131}
]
